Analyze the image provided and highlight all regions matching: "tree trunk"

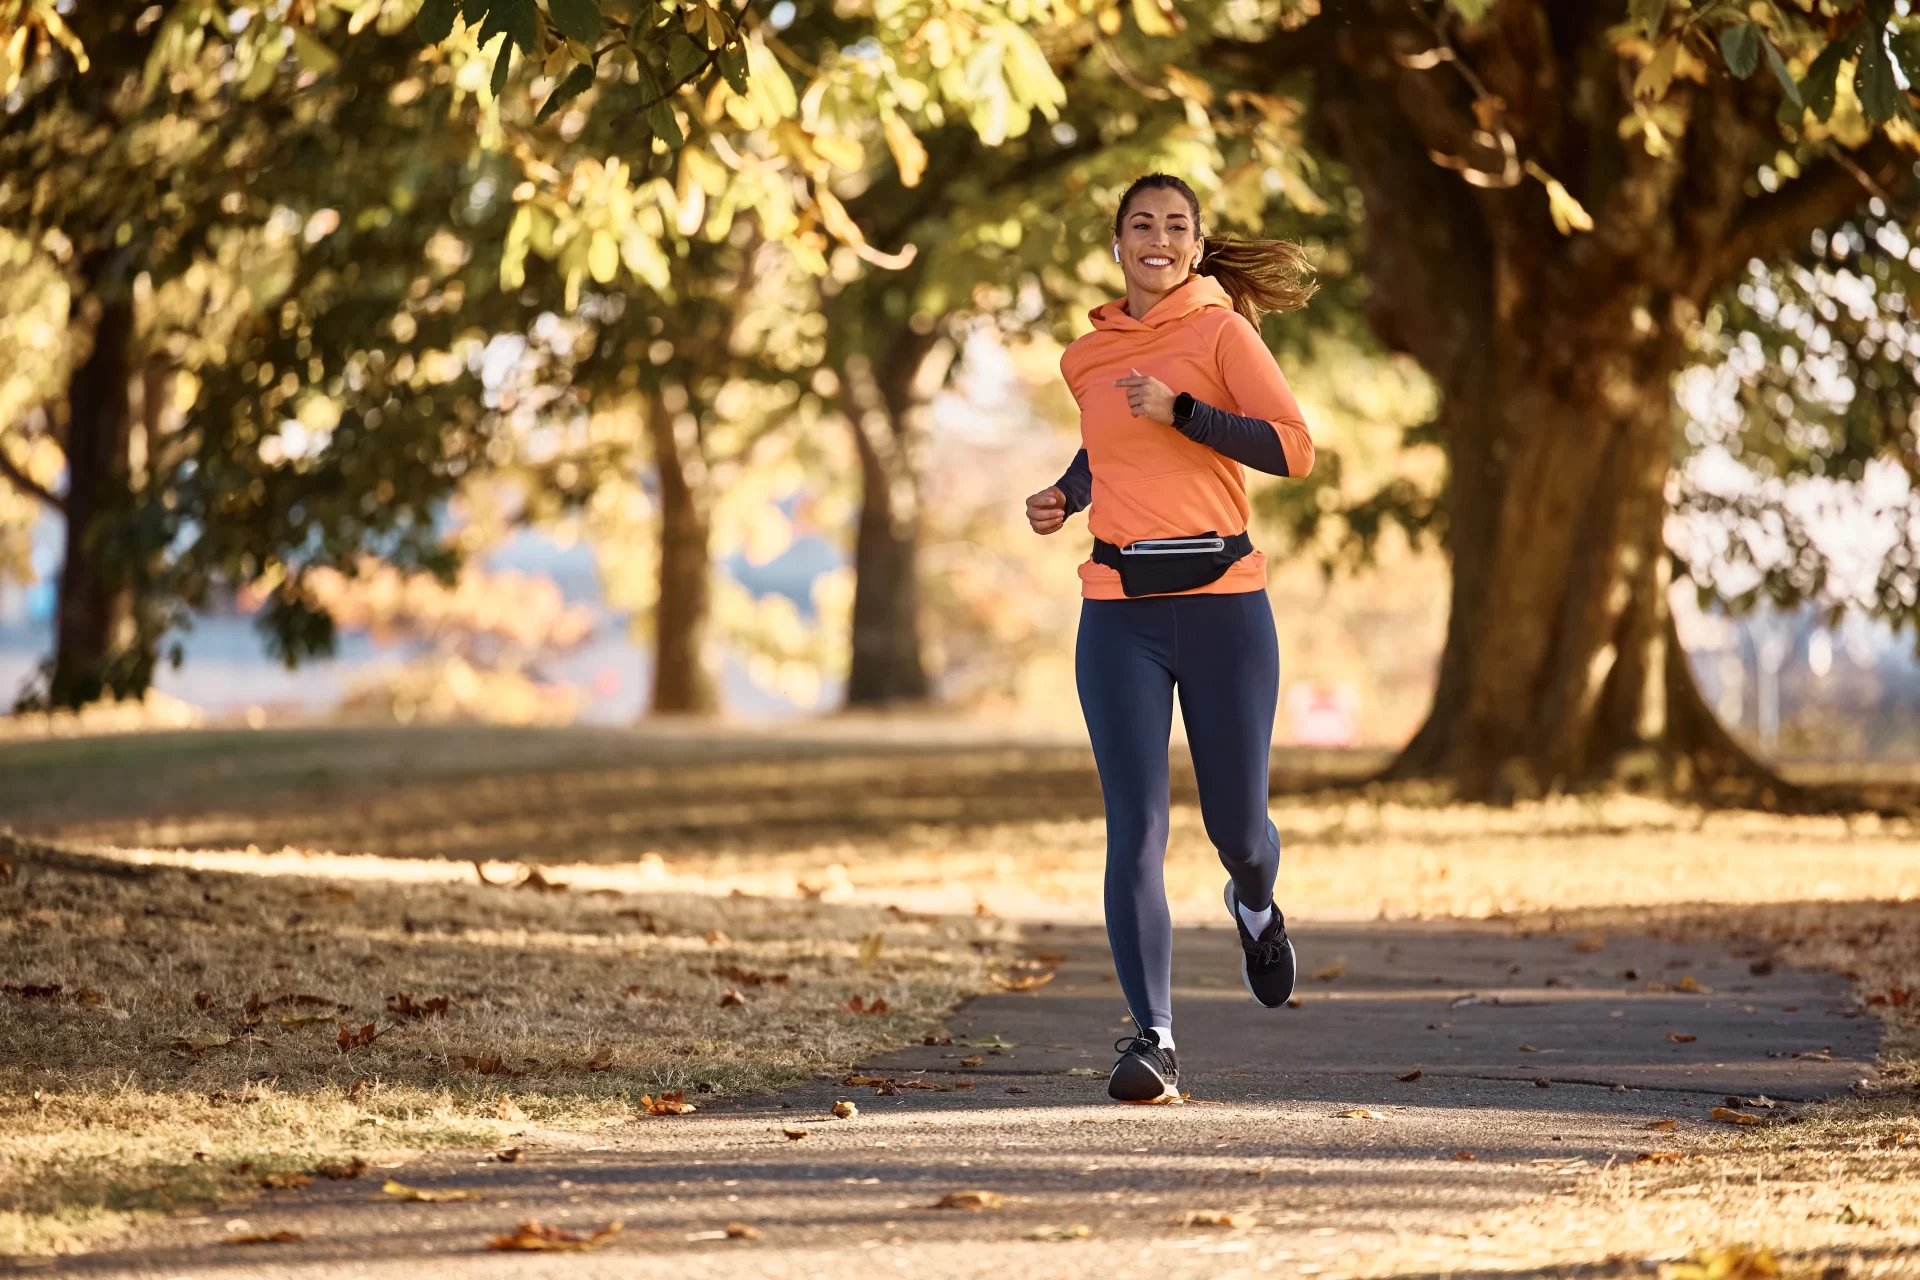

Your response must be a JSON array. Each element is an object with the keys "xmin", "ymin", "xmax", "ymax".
[
  {"xmin": 840, "ymin": 331, "xmax": 951, "ymax": 707},
  {"xmin": 48, "ymin": 297, "xmax": 140, "ymax": 710},
  {"xmin": 1311, "ymin": 4, "xmax": 1800, "ymax": 804},
  {"xmin": 645, "ymin": 396, "xmax": 719, "ymax": 716}
]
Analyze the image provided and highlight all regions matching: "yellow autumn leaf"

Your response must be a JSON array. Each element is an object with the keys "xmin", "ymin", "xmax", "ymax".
[
  {"xmin": 882, "ymin": 111, "xmax": 928, "ymax": 187},
  {"xmin": 1525, "ymin": 161, "xmax": 1592, "ymax": 235},
  {"xmin": 1130, "ymin": 0, "xmax": 1177, "ymax": 37}
]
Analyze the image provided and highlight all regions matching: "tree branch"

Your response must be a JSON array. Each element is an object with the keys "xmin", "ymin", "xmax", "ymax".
[
  {"xmin": 1707, "ymin": 136, "xmax": 1908, "ymax": 294},
  {"xmin": 0, "ymin": 443, "xmax": 63, "ymax": 513}
]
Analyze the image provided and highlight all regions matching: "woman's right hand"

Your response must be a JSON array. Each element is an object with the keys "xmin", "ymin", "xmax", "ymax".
[{"xmin": 1026, "ymin": 486, "xmax": 1067, "ymax": 535}]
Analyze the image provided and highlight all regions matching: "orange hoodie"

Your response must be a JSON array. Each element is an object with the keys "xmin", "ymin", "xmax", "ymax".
[{"xmin": 1059, "ymin": 275, "xmax": 1313, "ymax": 600}]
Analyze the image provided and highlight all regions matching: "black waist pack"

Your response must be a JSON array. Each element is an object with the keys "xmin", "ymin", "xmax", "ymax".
[{"xmin": 1091, "ymin": 530, "xmax": 1253, "ymax": 598}]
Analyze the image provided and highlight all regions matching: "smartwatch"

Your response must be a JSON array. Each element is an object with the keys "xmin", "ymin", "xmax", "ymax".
[{"xmin": 1172, "ymin": 391, "xmax": 1195, "ymax": 425}]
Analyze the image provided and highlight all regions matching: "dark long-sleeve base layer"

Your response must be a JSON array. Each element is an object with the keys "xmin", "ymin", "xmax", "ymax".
[{"xmin": 1075, "ymin": 589, "xmax": 1281, "ymax": 1030}]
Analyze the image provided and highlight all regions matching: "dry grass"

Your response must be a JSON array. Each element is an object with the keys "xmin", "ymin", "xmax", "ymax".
[{"xmin": 0, "ymin": 835, "xmax": 1014, "ymax": 1256}]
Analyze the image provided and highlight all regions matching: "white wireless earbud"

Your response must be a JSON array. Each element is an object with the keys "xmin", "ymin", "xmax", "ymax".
[{"xmin": 1112, "ymin": 245, "xmax": 1121, "ymax": 263}]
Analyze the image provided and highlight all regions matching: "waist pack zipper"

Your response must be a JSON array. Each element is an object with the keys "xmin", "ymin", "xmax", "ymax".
[{"xmin": 1120, "ymin": 536, "xmax": 1227, "ymax": 555}]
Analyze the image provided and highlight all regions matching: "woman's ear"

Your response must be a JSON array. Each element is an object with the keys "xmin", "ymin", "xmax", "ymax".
[{"xmin": 1192, "ymin": 239, "xmax": 1204, "ymax": 272}]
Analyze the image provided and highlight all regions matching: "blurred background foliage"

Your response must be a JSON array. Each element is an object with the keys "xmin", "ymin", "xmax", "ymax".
[{"xmin": 6, "ymin": 0, "xmax": 1920, "ymax": 787}]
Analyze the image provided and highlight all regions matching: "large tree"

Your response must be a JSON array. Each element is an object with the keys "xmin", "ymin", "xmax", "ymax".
[{"xmin": 1221, "ymin": 0, "xmax": 1920, "ymax": 802}]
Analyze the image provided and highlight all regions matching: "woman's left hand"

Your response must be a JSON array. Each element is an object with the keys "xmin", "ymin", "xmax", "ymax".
[{"xmin": 1113, "ymin": 368, "xmax": 1175, "ymax": 425}]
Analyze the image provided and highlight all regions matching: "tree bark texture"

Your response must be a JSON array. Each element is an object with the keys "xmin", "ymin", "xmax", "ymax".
[
  {"xmin": 840, "ymin": 329, "xmax": 949, "ymax": 706},
  {"xmin": 48, "ymin": 297, "xmax": 140, "ymax": 709},
  {"xmin": 645, "ymin": 395, "xmax": 720, "ymax": 716},
  {"xmin": 1308, "ymin": 0, "xmax": 1901, "ymax": 801}
]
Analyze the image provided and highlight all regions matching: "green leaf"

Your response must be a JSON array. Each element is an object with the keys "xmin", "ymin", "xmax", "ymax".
[
  {"xmin": 717, "ymin": 40, "xmax": 747, "ymax": 94},
  {"xmin": 634, "ymin": 63, "xmax": 684, "ymax": 149},
  {"xmin": 536, "ymin": 61, "xmax": 596, "ymax": 121},
  {"xmin": 547, "ymin": 0, "xmax": 602, "ymax": 45},
  {"xmin": 1800, "ymin": 35, "xmax": 1851, "ymax": 122},
  {"xmin": 1763, "ymin": 36, "xmax": 1802, "ymax": 108},
  {"xmin": 1855, "ymin": 34, "xmax": 1901, "ymax": 121},
  {"xmin": 476, "ymin": 0, "xmax": 539, "ymax": 54},
  {"xmin": 1630, "ymin": 0, "xmax": 1665, "ymax": 40},
  {"xmin": 416, "ymin": 0, "xmax": 461, "ymax": 43},
  {"xmin": 1445, "ymin": 0, "xmax": 1494, "ymax": 21},
  {"xmin": 1719, "ymin": 23, "xmax": 1761, "ymax": 79},
  {"xmin": 491, "ymin": 38, "xmax": 513, "ymax": 96},
  {"xmin": 666, "ymin": 33, "xmax": 705, "ymax": 85}
]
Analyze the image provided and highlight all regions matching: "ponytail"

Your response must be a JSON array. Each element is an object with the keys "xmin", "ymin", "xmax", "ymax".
[
  {"xmin": 1197, "ymin": 237, "xmax": 1317, "ymax": 326},
  {"xmin": 1114, "ymin": 172, "xmax": 1318, "ymax": 326}
]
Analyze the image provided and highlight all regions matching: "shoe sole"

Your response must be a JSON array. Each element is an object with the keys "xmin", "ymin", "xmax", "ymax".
[
  {"xmin": 1107, "ymin": 1054, "xmax": 1178, "ymax": 1103},
  {"xmin": 1225, "ymin": 880, "xmax": 1297, "ymax": 1008}
]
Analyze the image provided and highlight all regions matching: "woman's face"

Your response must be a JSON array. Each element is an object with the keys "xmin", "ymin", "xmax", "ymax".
[{"xmin": 1114, "ymin": 187, "xmax": 1201, "ymax": 295}]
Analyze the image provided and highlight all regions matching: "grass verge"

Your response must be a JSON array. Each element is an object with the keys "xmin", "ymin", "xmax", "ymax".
[{"xmin": 0, "ymin": 835, "xmax": 1014, "ymax": 1256}]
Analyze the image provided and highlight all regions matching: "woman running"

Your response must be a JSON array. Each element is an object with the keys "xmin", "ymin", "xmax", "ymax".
[{"xmin": 1026, "ymin": 173, "xmax": 1316, "ymax": 1103}]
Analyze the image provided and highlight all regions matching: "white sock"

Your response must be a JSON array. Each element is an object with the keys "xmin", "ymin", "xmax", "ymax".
[
  {"xmin": 1149, "ymin": 1026, "xmax": 1175, "ymax": 1051},
  {"xmin": 1237, "ymin": 899, "xmax": 1274, "ymax": 937}
]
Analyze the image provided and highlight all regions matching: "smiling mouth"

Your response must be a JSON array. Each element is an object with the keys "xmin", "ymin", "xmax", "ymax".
[{"xmin": 1140, "ymin": 255, "xmax": 1174, "ymax": 268}]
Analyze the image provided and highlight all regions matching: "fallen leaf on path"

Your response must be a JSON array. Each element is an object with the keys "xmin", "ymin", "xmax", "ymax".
[
  {"xmin": 781, "ymin": 1125, "xmax": 808, "ymax": 1140},
  {"xmin": 704, "ymin": 930, "xmax": 730, "ymax": 946},
  {"xmin": 1449, "ymin": 994, "xmax": 1481, "ymax": 1008},
  {"xmin": 1286, "ymin": 995, "xmax": 1304, "ymax": 1007},
  {"xmin": 486, "ymin": 1220, "xmax": 623, "ymax": 1251},
  {"xmin": 954, "ymin": 1082, "xmax": 976, "ymax": 1091},
  {"xmin": 1030, "ymin": 1223, "xmax": 1091, "ymax": 1241},
  {"xmin": 1668, "ymin": 1033, "xmax": 1697, "ymax": 1043},
  {"xmin": 1005, "ymin": 1085, "xmax": 1030, "ymax": 1095},
  {"xmin": 1677, "ymin": 976, "xmax": 1712, "ymax": 993},
  {"xmin": 382, "ymin": 1180, "xmax": 482, "ymax": 1202},
  {"xmin": 492, "ymin": 1148, "xmax": 522, "ymax": 1163},
  {"xmin": 960, "ymin": 1056, "xmax": 983, "ymax": 1067},
  {"xmin": 1312, "ymin": 960, "xmax": 1346, "ymax": 982},
  {"xmin": 641, "ymin": 1091, "xmax": 697, "ymax": 1116},
  {"xmin": 1790, "ymin": 1047, "xmax": 1832, "ymax": 1060},
  {"xmin": 930, "ymin": 1190, "xmax": 1004, "ymax": 1211},
  {"xmin": 974, "ymin": 902, "xmax": 997, "ymax": 918},
  {"xmin": 1731, "ymin": 1095, "xmax": 1784, "ymax": 1110},
  {"xmin": 1534, "ymin": 1078, "xmax": 1553, "ymax": 1089},
  {"xmin": 1181, "ymin": 1210, "xmax": 1253, "ymax": 1228},
  {"xmin": 1661, "ymin": 1245, "xmax": 1779, "ymax": 1279},
  {"xmin": 224, "ymin": 1231, "xmax": 302, "ymax": 1245},
  {"xmin": 725, "ymin": 1222, "xmax": 761, "ymax": 1238},
  {"xmin": 831, "ymin": 1100, "xmax": 859, "ymax": 1119},
  {"xmin": 719, "ymin": 988, "xmax": 750, "ymax": 1008},
  {"xmin": 1836, "ymin": 1204, "xmax": 1871, "ymax": 1225},
  {"xmin": 923, "ymin": 1034, "xmax": 953, "ymax": 1046},
  {"xmin": 1451, "ymin": 1151, "xmax": 1477, "ymax": 1161},
  {"xmin": 1633, "ymin": 1151, "xmax": 1686, "ymax": 1165},
  {"xmin": 858, "ymin": 932, "xmax": 886, "ymax": 967},
  {"xmin": 1064, "ymin": 1068, "xmax": 1100, "ymax": 1077},
  {"xmin": 1711, "ymin": 1107, "xmax": 1760, "ymax": 1126},
  {"xmin": 1397, "ymin": 1069, "xmax": 1423, "ymax": 1082},
  {"xmin": 1032, "ymin": 952, "xmax": 1067, "ymax": 966},
  {"xmin": 1572, "ymin": 932, "xmax": 1606, "ymax": 953},
  {"xmin": 259, "ymin": 1171, "xmax": 312, "ymax": 1189},
  {"xmin": 1645, "ymin": 1119, "xmax": 1679, "ymax": 1131},
  {"xmin": 313, "ymin": 1157, "xmax": 368, "ymax": 1180},
  {"xmin": 844, "ymin": 995, "xmax": 890, "ymax": 1015},
  {"xmin": 585, "ymin": 1047, "xmax": 615, "ymax": 1071},
  {"xmin": 991, "ymin": 971, "xmax": 1055, "ymax": 992},
  {"xmin": 1518, "ymin": 1045, "xmax": 1539, "ymax": 1053},
  {"xmin": 1335, "ymin": 1108, "xmax": 1388, "ymax": 1119}
]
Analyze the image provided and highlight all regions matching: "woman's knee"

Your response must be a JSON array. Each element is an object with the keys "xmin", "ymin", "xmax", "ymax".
[{"xmin": 1211, "ymin": 818, "xmax": 1278, "ymax": 873}]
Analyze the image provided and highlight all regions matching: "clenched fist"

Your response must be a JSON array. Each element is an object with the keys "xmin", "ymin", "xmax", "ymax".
[
  {"xmin": 1026, "ymin": 486, "xmax": 1067, "ymax": 535},
  {"xmin": 1113, "ymin": 367, "xmax": 1175, "ymax": 425}
]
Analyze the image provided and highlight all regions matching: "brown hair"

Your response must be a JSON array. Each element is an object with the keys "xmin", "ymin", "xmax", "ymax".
[{"xmin": 1114, "ymin": 173, "xmax": 1317, "ymax": 325}]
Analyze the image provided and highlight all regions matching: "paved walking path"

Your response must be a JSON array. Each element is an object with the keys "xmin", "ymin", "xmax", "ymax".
[{"xmin": 32, "ymin": 918, "xmax": 1878, "ymax": 1279}]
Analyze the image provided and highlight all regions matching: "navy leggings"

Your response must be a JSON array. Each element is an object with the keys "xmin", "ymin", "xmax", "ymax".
[{"xmin": 1076, "ymin": 590, "xmax": 1281, "ymax": 1031}]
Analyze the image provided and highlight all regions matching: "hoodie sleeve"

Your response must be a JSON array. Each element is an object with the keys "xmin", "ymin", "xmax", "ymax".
[
  {"xmin": 1181, "ymin": 317, "xmax": 1314, "ymax": 478},
  {"xmin": 1055, "ymin": 448, "xmax": 1092, "ymax": 515}
]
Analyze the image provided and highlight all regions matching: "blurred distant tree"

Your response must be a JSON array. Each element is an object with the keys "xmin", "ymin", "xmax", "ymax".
[
  {"xmin": 0, "ymin": 3, "xmax": 513, "ymax": 708},
  {"xmin": 1210, "ymin": 0, "xmax": 1920, "ymax": 803}
]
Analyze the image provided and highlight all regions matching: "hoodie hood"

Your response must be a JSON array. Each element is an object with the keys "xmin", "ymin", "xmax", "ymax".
[{"xmin": 1087, "ymin": 273, "xmax": 1233, "ymax": 332}]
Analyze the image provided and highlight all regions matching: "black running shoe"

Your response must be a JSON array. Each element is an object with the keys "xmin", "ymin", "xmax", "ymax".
[
  {"xmin": 1225, "ymin": 880, "xmax": 1297, "ymax": 1008},
  {"xmin": 1107, "ymin": 1033, "xmax": 1179, "ymax": 1102}
]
